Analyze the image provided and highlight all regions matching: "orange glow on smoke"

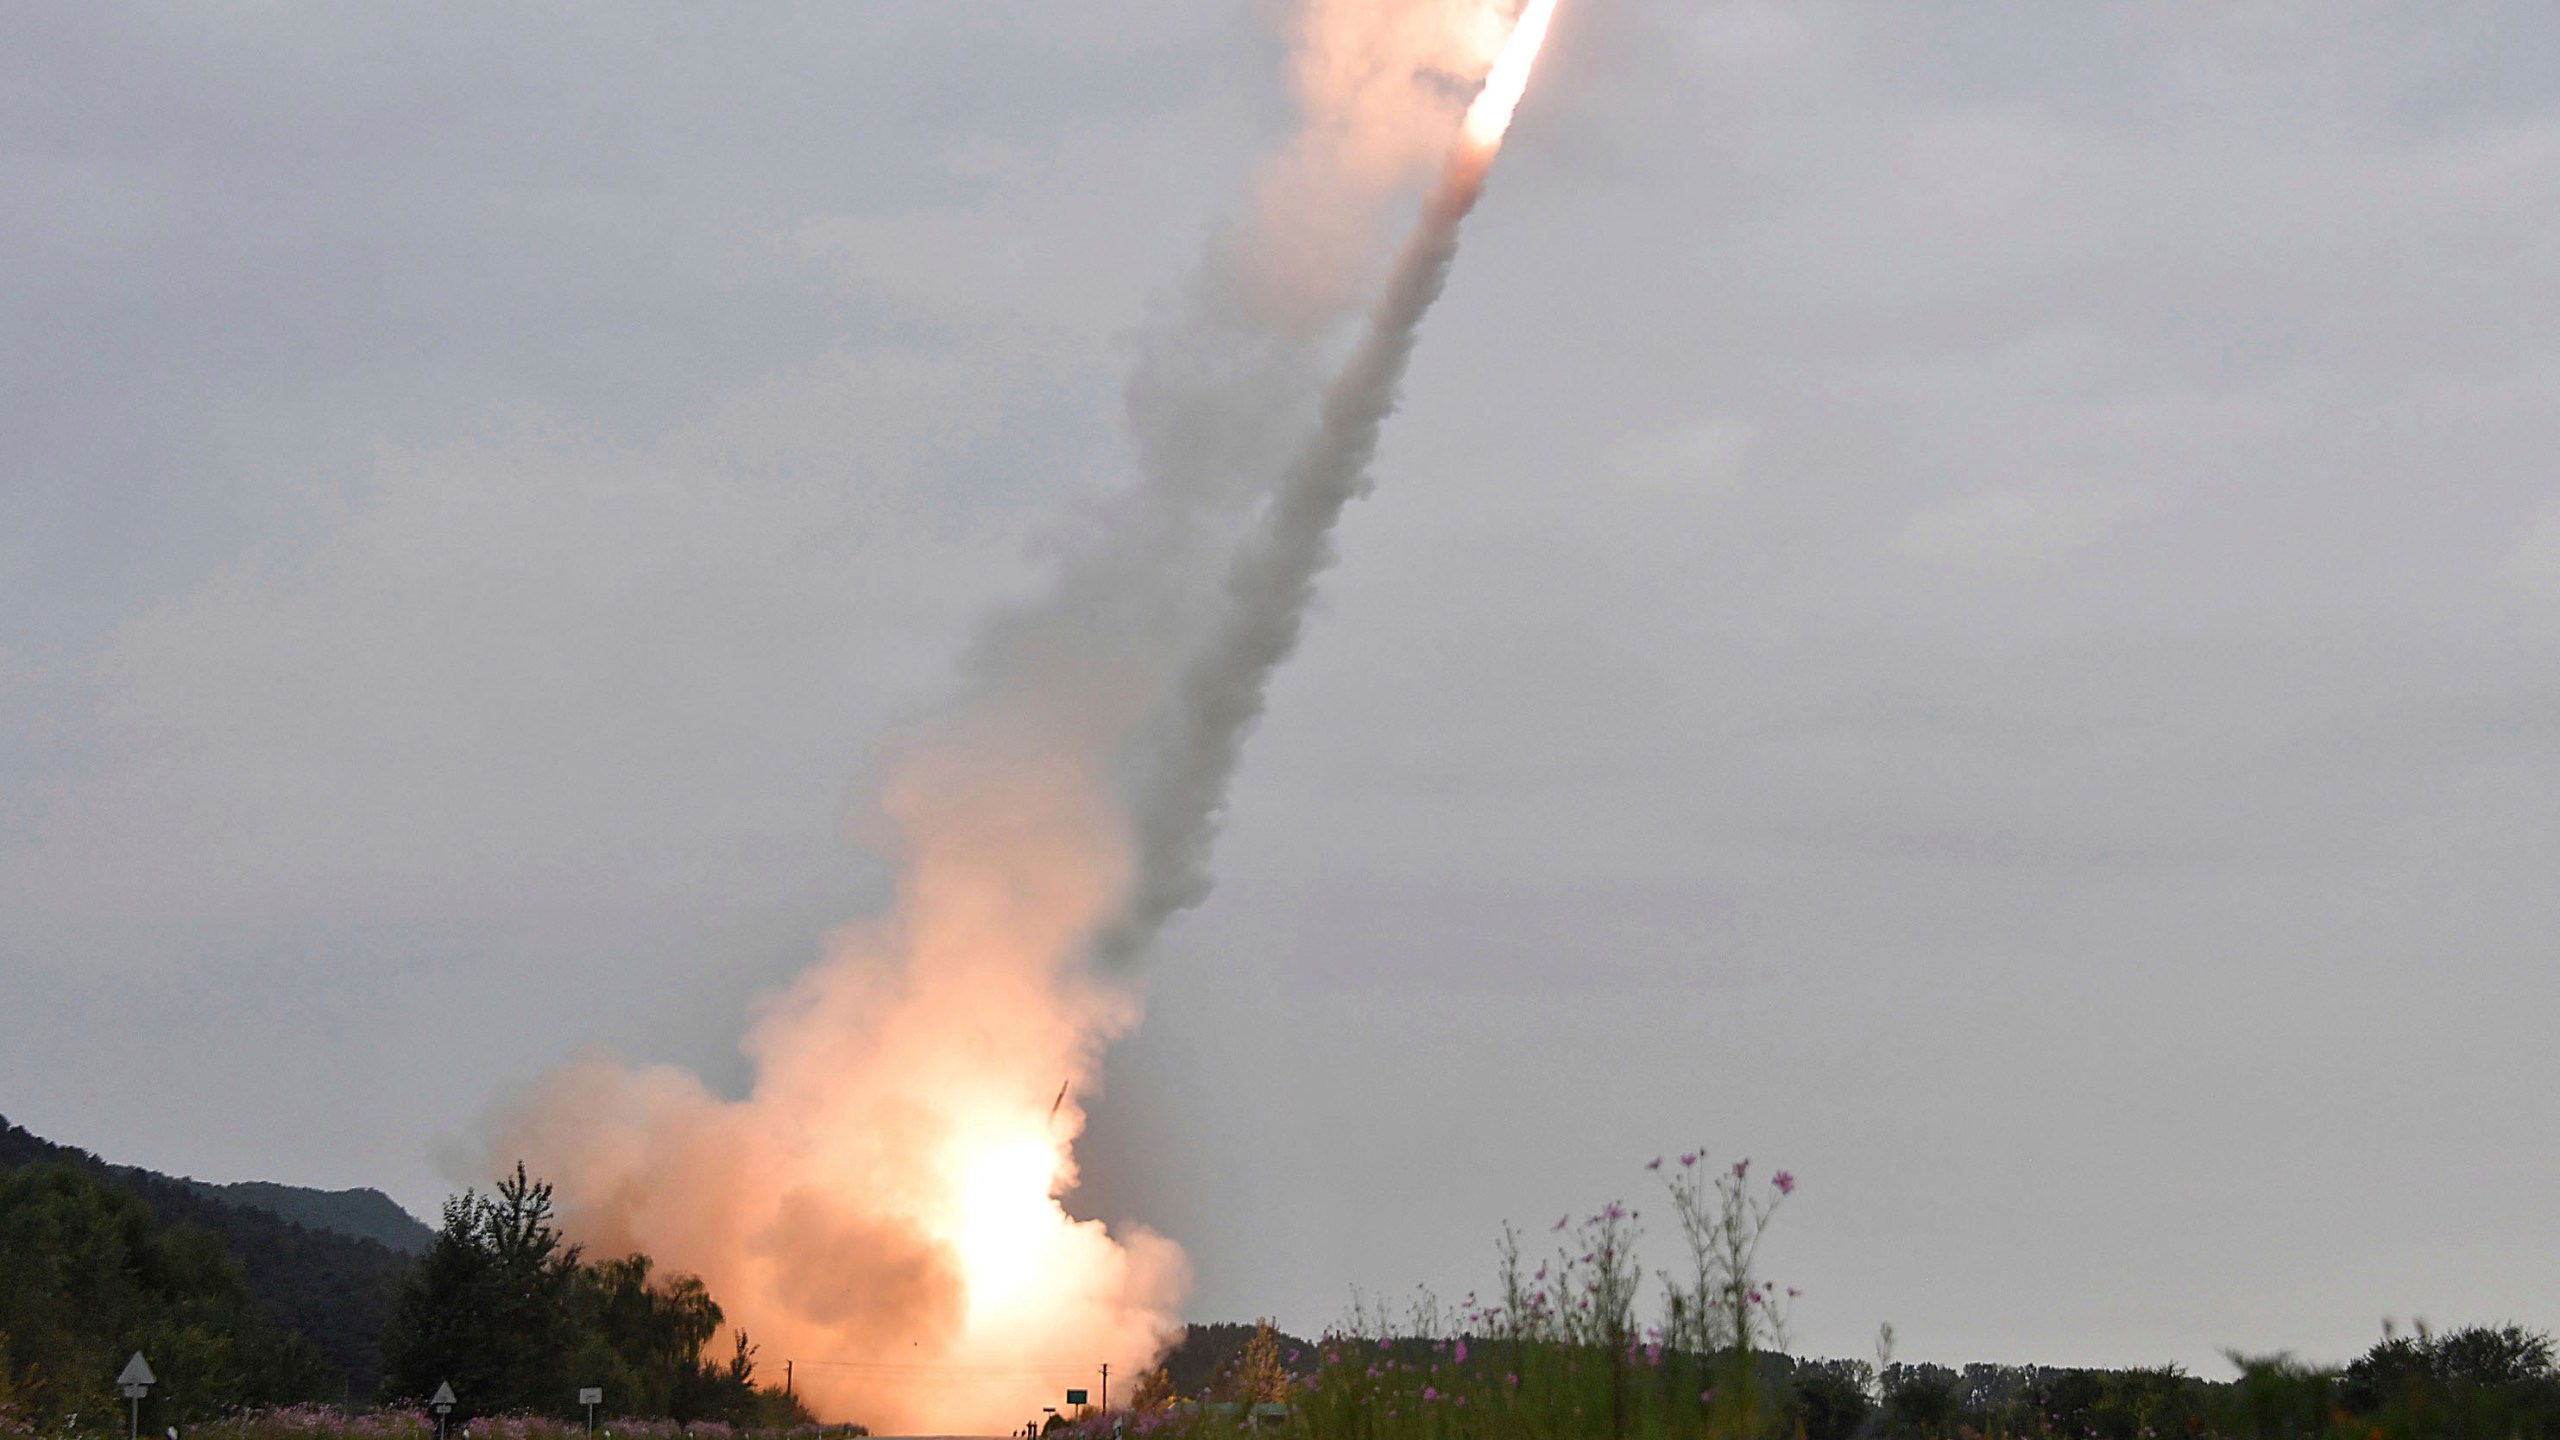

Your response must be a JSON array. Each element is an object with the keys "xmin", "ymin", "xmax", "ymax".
[
  {"xmin": 1461, "ymin": 0, "xmax": 1559, "ymax": 151},
  {"xmin": 490, "ymin": 2, "xmax": 1561, "ymax": 1432}
]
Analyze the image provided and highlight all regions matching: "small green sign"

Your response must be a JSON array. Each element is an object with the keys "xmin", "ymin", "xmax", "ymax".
[{"xmin": 1065, "ymin": 1390, "xmax": 1088, "ymax": 1407}]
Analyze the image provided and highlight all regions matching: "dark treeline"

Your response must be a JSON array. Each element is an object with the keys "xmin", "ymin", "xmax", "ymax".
[
  {"xmin": 1132, "ymin": 1319, "xmax": 2560, "ymax": 1440},
  {"xmin": 381, "ymin": 1164, "xmax": 807, "ymax": 1427},
  {"xmin": 0, "ymin": 1159, "xmax": 339, "ymax": 1423},
  {"xmin": 1, "ymin": 1117, "xmax": 408, "ymax": 1396},
  {"xmin": 0, "ymin": 1119, "xmax": 805, "ymax": 1430},
  {"xmin": 1841, "ymin": 1325, "xmax": 2560, "ymax": 1440}
]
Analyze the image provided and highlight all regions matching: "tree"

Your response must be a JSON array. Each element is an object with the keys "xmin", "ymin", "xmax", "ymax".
[
  {"xmin": 0, "ymin": 1163, "xmax": 333, "ymax": 1426},
  {"xmin": 380, "ymin": 1164, "xmax": 582, "ymax": 1415},
  {"xmin": 2344, "ymin": 1323, "xmax": 2556, "ymax": 1407},
  {"xmin": 1220, "ymin": 1321, "xmax": 1290, "ymax": 1406},
  {"xmin": 569, "ymin": 1253, "xmax": 778, "ymax": 1424},
  {"xmin": 384, "ymin": 1167, "xmax": 805, "ymax": 1427},
  {"xmin": 1127, "ymin": 1366, "xmax": 1177, "ymax": 1414},
  {"xmin": 1882, "ymin": 1363, "xmax": 1960, "ymax": 1439},
  {"xmin": 2337, "ymin": 1323, "xmax": 2560, "ymax": 1438},
  {"xmin": 1791, "ymin": 1360, "xmax": 1875, "ymax": 1440}
]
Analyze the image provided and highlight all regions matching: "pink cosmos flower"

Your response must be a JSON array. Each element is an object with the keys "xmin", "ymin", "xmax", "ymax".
[
  {"xmin": 1647, "ymin": 1157, "xmax": 1662, "ymax": 1170},
  {"xmin": 1773, "ymin": 1170, "xmax": 1796, "ymax": 1195},
  {"xmin": 1679, "ymin": 1152, "xmax": 1698, "ymax": 1167},
  {"xmin": 1422, "ymin": 1388, "xmax": 1439, "ymax": 1402},
  {"xmin": 1453, "ymin": 1340, "xmax": 1468, "ymax": 1364}
]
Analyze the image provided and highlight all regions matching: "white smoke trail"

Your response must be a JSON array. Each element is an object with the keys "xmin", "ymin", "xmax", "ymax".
[
  {"xmin": 1096, "ymin": 154, "xmax": 1504, "ymax": 966},
  {"xmin": 489, "ymin": 7, "xmax": 1546, "ymax": 1433}
]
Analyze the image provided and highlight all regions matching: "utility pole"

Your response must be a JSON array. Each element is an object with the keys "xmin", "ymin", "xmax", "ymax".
[
  {"xmin": 785, "ymin": 1361, "xmax": 792, "ymax": 1400},
  {"xmin": 1099, "ymin": 1364, "xmax": 1108, "ymax": 1414}
]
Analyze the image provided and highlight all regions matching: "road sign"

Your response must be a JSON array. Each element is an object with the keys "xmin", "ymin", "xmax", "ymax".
[
  {"xmin": 1066, "ymin": 1390, "xmax": 1088, "ymax": 1407},
  {"xmin": 431, "ymin": 1382, "xmax": 458, "ymax": 1415},
  {"xmin": 121, "ymin": 1355, "xmax": 155, "ymax": 1440},
  {"xmin": 579, "ymin": 1390, "xmax": 603, "ymax": 1407}
]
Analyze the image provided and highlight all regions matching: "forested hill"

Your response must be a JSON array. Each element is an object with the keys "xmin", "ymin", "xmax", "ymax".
[
  {"xmin": 0, "ymin": 1115, "xmax": 415, "ymax": 1397},
  {"xmin": 185, "ymin": 1178, "xmax": 434, "ymax": 1254}
]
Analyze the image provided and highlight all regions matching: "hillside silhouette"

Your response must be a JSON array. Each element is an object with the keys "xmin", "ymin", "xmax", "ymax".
[{"xmin": 0, "ymin": 1115, "xmax": 414, "ymax": 1396}]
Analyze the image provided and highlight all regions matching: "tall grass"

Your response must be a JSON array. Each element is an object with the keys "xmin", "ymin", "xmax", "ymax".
[{"xmin": 1124, "ymin": 1152, "xmax": 1800, "ymax": 1440}]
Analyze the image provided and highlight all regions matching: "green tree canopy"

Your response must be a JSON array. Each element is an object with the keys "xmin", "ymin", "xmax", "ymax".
[{"xmin": 0, "ymin": 1164, "xmax": 334, "ymax": 1426}]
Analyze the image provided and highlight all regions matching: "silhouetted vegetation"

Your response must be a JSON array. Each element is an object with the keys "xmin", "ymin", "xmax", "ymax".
[
  {"xmin": 0, "ymin": 1161, "xmax": 337, "ymax": 1426},
  {"xmin": 1107, "ymin": 1155, "xmax": 2560, "ymax": 1440},
  {"xmin": 183, "ymin": 1183, "xmax": 433, "ymax": 1257},
  {"xmin": 1, "ymin": 1116, "xmax": 412, "ymax": 1396},
  {"xmin": 1, "ymin": 1121, "xmax": 803, "ymax": 1432},
  {"xmin": 379, "ymin": 1165, "xmax": 807, "ymax": 1428},
  {"xmin": 12, "ymin": 1121, "xmax": 2560, "ymax": 1440}
]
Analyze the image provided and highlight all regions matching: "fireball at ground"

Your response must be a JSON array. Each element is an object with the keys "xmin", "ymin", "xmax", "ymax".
[{"xmin": 488, "ymin": 2, "xmax": 1562, "ymax": 1432}]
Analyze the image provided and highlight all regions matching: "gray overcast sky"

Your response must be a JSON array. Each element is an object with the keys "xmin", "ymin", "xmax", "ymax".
[{"xmin": 8, "ymin": 0, "xmax": 2560, "ymax": 1375}]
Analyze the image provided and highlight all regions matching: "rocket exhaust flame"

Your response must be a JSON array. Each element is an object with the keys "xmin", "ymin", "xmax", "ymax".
[
  {"xmin": 1462, "ymin": 0, "xmax": 1560, "ymax": 151},
  {"xmin": 490, "ymin": 3, "xmax": 1557, "ymax": 1433}
]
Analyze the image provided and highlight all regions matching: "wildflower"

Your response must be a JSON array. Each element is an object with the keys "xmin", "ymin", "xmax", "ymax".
[
  {"xmin": 1646, "ymin": 1344, "xmax": 1664, "ymax": 1368},
  {"xmin": 1679, "ymin": 1152, "xmax": 1698, "ymax": 1167},
  {"xmin": 1553, "ymin": 1214, "xmax": 1569, "ymax": 1231},
  {"xmin": 1506, "ymin": 1375, "xmax": 1519, "ymax": 1389},
  {"xmin": 1422, "ymin": 1388, "xmax": 1439, "ymax": 1402},
  {"xmin": 1702, "ymin": 1390, "xmax": 1716, "ymax": 1406},
  {"xmin": 1788, "ymin": 1287, "xmax": 1802, "ymax": 1299},
  {"xmin": 1732, "ymin": 1158, "xmax": 1750, "ymax": 1180},
  {"xmin": 1647, "ymin": 1157, "xmax": 1662, "ymax": 1171},
  {"xmin": 1773, "ymin": 1170, "xmax": 1796, "ymax": 1195},
  {"xmin": 1380, "ymin": 1338, "xmax": 1393, "ymax": 1351},
  {"xmin": 1454, "ymin": 1340, "xmax": 1468, "ymax": 1364}
]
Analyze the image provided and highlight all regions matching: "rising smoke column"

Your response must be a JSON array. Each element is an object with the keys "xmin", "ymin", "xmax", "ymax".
[
  {"xmin": 1099, "ymin": 0, "xmax": 1560, "ymax": 965},
  {"xmin": 489, "ymin": 4, "xmax": 1557, "ymax": 1433}
]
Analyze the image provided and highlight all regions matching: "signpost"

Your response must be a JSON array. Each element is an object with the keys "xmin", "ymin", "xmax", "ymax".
[
  {"xmin": 119, "ymin": 1354, "xmax": 155, "ymax": 1440},
  {"xmin": 579, "ymin": 1388, "xmax": 603, "ymax": 1438},
  {"xmin": 430, "ymin": 1382, "xmax": 457, "ymax": 1440},
  {"xmin": 1065, "ymin": 1391, "xmax": 1088, "ymax": 1408}
]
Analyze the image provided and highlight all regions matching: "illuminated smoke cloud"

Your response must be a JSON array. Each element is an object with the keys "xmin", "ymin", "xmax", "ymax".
[{"xmin": 488, "ymin": 4, "xmax": 1555, "ymax": 1433}]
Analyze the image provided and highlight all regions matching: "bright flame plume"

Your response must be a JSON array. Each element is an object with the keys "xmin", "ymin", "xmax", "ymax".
[
  {"xmin": 489, "ymin": 2, "xmax": 1559, "ymax": 1433},
  {"xmin": 1462, "ymin": 0, "xmax": 1560, "ymax": 151}
]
